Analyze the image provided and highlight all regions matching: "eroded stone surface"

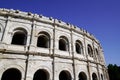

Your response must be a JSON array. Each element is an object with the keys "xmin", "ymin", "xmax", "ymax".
[{"xmin": 0, "ymin": 8, "xmax": 109, "ymax": 80}]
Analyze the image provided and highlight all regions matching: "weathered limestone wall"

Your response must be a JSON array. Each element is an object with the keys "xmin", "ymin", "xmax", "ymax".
[{"xmin": 0, "ymin": 8, "xmax": 109, "ymax": 80}]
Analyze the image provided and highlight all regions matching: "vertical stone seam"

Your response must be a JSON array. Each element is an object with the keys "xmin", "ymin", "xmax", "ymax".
[
  {"xmin": 70, "ymin": 27, "xmax": 76, "ymax": 80},
  {"xmin": 1, "ymin": 16, "xmax": 9, "ymax": 42}
]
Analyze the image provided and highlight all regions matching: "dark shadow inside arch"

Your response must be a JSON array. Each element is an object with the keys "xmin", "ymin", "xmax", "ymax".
[
  {"xmin": 87, "ymin": 44, "xmax": 93, "ymax": 57},
  {"xmin": 76, "ymin": 42, "xmax": 81, "ymax": 53},
  {"xmin": 37, "ymin": 35, "xmax": 49, "ymax": 48},
  {"xmin": 1, "ymin": 68, "xmax": 22, "ymax": 80},
  {"xmin": 101, "ymin": 74, "xmax": 104, "ymax": 80},
  {"xmin": 59, "ymin": 36, "xmax": 69, "ymax": 51},
  {"xmin": 79, "ymin": 72, "xmax": 87, "ymax": 80},
  {"xmin": 76, "ymin": 40, "xmax": 83, "ymax": 54},
  {"xmin": 37, "ymin": 32, "xmax": 50, "ymax": 48},
  {"xmin": 59, "ymin": 70, "xmax": 71, "ymax": 80},
  {"xmin": 0, "ymin": 27, "xmax": 1, "ymax": 32},
  {"xmin": 11, "ymin": 31, "xmax": 27, "ymax": 45},
  {"xmin": 33, "ymin": 69, "xmax": 49, "ymax": 80},
  {"xmin": 59, "ymin": 39, "xmax": 66, "ymax": 51},
  {"xmin": 92, "ymin": 73, "xmax": 98, "ymax": 80}
]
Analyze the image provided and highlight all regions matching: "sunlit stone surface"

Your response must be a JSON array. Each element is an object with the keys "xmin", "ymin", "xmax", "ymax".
[{"xmin": 0, "ymin": 8, "xmax": 109, "ymax": 80}]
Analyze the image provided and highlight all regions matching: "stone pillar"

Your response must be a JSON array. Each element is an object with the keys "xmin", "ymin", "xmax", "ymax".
[
  {"xmin": 52, "ymin": 21, "xmax": 57, "ymax": 80},
  {"xmin": 83, "ymin": 35, "xmax": 91, "ymax": 80},
  {"xmin": 97, "ymin": 64, "xmax": 101, "ymax": 80},
  {"xmin": 70, "ymin": 26, "xmax": 76, "ymax": 80},
  {"xmin": 29, "ymin": 21, "xmax": 37, "ymax": 53},
  {"xmin": 1, "ymin": 16, "xmax": 10, "ymax": 44}
]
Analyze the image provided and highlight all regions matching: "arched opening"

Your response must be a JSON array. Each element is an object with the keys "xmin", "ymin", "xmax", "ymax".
[
  {"xmin": 59, "ymin": 39, "xmax": 66, "ymax": 51},
  {"xmin": 76, "ymin": 40, "xmax": 83, "ymax": 54},
  {"xmin": 92, "ymin": 73, "xmax": 98, "ymax": 80},
  {"xmin": 87, "ymin": 44, "xmax": 93, "ymax": 57},
  {"xmin": 101, "ymin": 74, "xmax": 104, "ymax": 80},
  {"xmin": 1, "ymin": 68, "xmax": 22, "ymax": 80},
  {"xmin": 37, "ymin": 32, "xmax": 50, "ymax": 48},
  {"xmin": 59, "ymin": 36, "xmax": 69, "ymax": 51},
  {"xmin": 33, "ymin": 69, "xmax": 49, "ymax": 80},
  {"xmin": 95, "ymin": 48, "xmax": 101, "ymax": 61},
  {"xmin": 95, "ymin": 49, "xmax": 98, "ymax": 55},
  {"xmin": 95, "ymin": 48, "xmax": 99, "ymax": 60},
  {"xmin": 78, "ymin": 72, "xmax": 87, "ymax": 80},
  {"xmin": 0, "ymin": 27, "xmax": 1, "ymax": 32},
  {"xmin": 59, "ymin": 70, "xmax": 71, "ymax": 80},
  {"xmin": 11, "ymin": 29, "xmax": 27, "ymax": 45}
]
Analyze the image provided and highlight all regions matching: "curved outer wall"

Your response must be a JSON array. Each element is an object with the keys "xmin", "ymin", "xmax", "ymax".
[{"xmin": 0, "ymin": 8, "xmax": 109, "ymax": 80}]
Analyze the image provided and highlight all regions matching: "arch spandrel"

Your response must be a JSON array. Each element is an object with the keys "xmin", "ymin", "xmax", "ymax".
[
  {"xmin": 8, "ymin": 24, "xmax": 31, "ymax": 35},
  {"xmin": 35, "ymin": 28, "xmax": 53, "ymax": 38}
]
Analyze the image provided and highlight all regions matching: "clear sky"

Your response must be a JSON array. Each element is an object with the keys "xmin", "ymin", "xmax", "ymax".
[{"xmin": 0, "ymin": 0, "xmax": 120, "ymax": 66}]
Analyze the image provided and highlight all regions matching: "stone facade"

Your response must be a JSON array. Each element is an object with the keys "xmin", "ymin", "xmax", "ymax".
[{"xmin": 0, "ymin": 8, "xmax": 109, "ymax": 80}]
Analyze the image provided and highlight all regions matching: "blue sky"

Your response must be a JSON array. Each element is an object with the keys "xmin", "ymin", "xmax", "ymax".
[{"xmin": 0, "ymin": 0, "xmax": 120, "ymax": 66}]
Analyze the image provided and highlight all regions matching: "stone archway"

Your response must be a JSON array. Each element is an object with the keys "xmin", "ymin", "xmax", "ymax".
[
  {"xmin": 59, "ymin": 70, "xmax": 72, "ymax": 80},
  {"xmin": 37, "ymin": 31, "xmax": 50, "ymax": 48},
  {"xmin": 11, "ymin": 28, "xmax": 27, "ymax": 45},
  {"xmin": 78, "ymin": 72, "xmax": 87, "ymax": 80},
  {"xmin": 59, "ymin": 36, "xmax": 69, "ymax": 51},
  {"xmin": 92, "ymin": 73, "xmax": 98, "ymax": 80},
  {"xmin": 1, "ymin": 68, "xmax": 22, "ymax": 80},
  {"xmin": 33, "ymin": 69, "xmax": 49, "ymax": 80}
]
